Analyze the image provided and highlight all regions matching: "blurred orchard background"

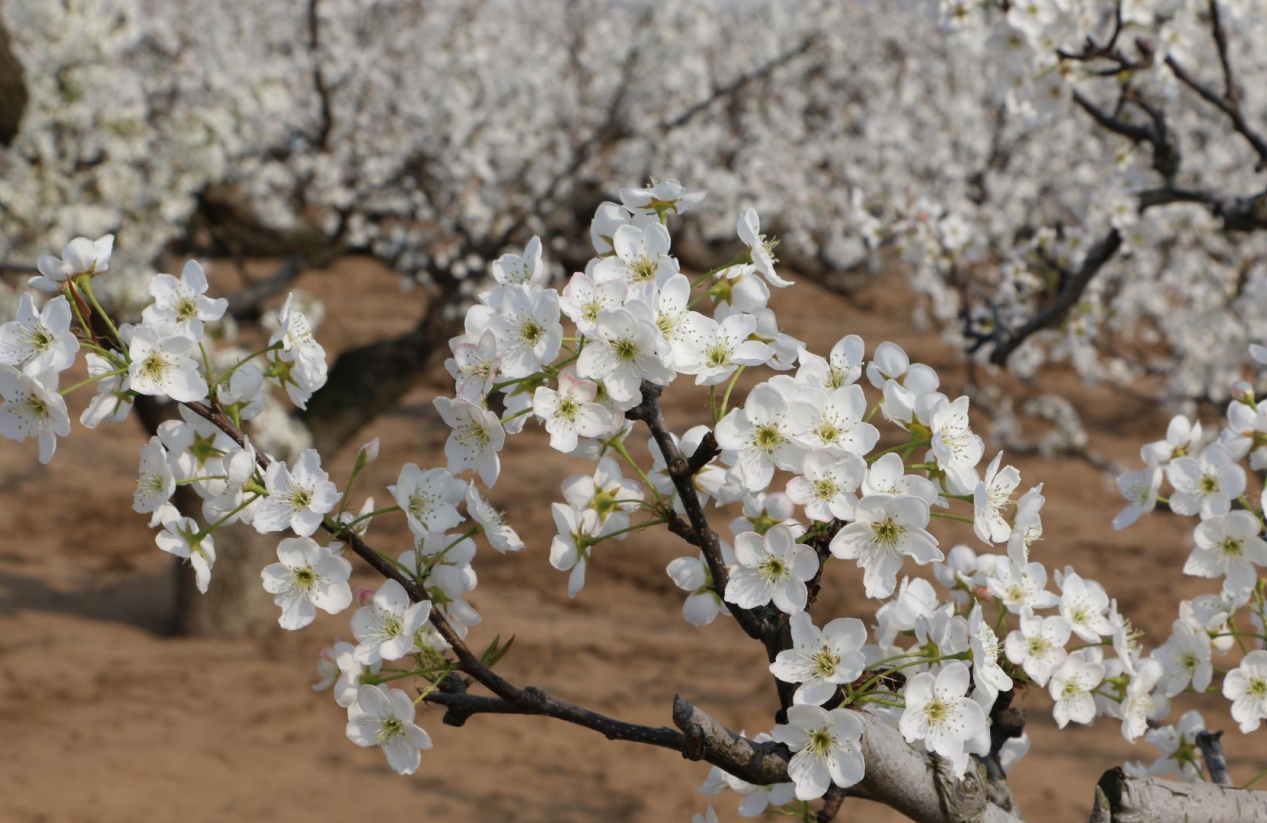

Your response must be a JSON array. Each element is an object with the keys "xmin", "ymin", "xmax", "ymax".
[{"xmin": 1, "ymin": 0, "xmax": 1266, "ymax": 821}]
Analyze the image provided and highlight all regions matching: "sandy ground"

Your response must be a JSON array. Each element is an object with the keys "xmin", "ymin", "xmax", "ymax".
[{"xmin": 0, "ymin": 259, "xmax": 1263, "ymax": 823}]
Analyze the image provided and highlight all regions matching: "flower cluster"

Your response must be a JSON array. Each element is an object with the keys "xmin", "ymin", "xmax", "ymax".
[{"xmin": 4, "ymin": 180, "xmax": 1263, "ymax": 821}]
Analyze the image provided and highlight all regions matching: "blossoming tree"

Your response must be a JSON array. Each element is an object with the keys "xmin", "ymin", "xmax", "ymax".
[{"xmin": 7, "ymin": 179, "xmax": 1267, "ymax": 822}]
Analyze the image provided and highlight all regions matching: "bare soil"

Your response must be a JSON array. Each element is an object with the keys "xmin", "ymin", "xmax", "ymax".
[{"xmin": 0, "ymin": 259, "xmax": 1261, "ymax": 823}]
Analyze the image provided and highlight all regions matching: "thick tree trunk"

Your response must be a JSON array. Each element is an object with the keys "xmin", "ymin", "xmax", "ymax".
[
  {"xmin": 134, "ymin": 397, "xmax": 276, "ymax": 638},
  {"xmin": 0, "ymin": 14, "xmax": 28, "ymax": 146},
  {"xmin": 174, "ymin": 518, "xmax": 277, "ymax": 638}
]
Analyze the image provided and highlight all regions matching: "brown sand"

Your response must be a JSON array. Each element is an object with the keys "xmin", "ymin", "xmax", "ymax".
[{"xmin": 0, "ymin": 260, "xmax": 1262, "ymax": 823}]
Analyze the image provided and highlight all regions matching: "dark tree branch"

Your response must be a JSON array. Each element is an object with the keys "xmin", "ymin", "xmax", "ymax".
[
  {"xmin": 1165, "ymin": 54, "xmax": 1267, "ymax": 171},
  {"xmin": 1207, "ymin": 0, "xmax": 1240, "ymax": 106},
  {"xmin": 307, "ymin": 0, "xmax": 334, "ymax": 150},
  {"xmin": 988, "ymin": 229, "xmax": 1122, "ymax": 366},
  {"xmin": 1197, "ymin": 730, "xmax": 1232, "ymax": 786},
  {"xmin": 816, "ymin": 787, "xmax": 847, "ymax": 822},
  {"xmin": 658, "ymin": 35, "xmax": 821, "ymax": 132}
]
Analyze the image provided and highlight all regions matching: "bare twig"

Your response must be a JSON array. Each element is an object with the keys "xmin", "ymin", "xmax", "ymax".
[{"xmin": 1197, "ymin": 730, "xmax": 1232, "ymax": 786}]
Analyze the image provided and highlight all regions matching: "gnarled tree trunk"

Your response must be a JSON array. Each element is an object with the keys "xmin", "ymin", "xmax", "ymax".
[{"xmin": 0, "ymin": 13, "xmax": 28, "ymax": 146}]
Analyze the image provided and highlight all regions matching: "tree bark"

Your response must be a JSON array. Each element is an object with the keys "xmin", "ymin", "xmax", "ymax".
[
  {"xmin": 1092, "ymin": 767, "xmax": 1267, "ymax": 823},
  {"xmin": 173, "ymin": 517, "xmax": 277, "ymax": 638},
  {"xmin": 0, "ymin": 14, "xmax": 28, "ymax": 146},
  {"xmin": 134, "ymin": 397, "xmax": 276, "ymax": 638}
]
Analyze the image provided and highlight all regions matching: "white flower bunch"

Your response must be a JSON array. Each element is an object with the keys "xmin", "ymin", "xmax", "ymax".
[{"xmin": 6, "ymin": 180, "xmax": 1266, "ymax": 821}]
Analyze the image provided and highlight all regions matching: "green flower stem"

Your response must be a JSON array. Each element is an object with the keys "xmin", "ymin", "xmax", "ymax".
[
  {"xmin": 501, "ymin": 406, "xmax": 534, "ymax": 425},
  {"xmin": 867, "ymin": 437, "xmax": 931, "ymax": 464},
  {"xmin": 580, "ymin": 517, "xmax": 669, "ymax": 549},
  {"xmin": 217, "ymin": 341, "xmax": 285, "ymax": 387},
  {"xmin": 606, "ymin": 440, "xmax": 666, "ymax": 505},
  {"xmin": 176, "ymin": 475, "xmax": 229, "ymax": 486},
  {"xmin": 77, "ymin": 277, "xmax": 124, "ymax": 348},
  {"xmin": 337, "ymin": 504, "xmax": 401, "ymax": 533},
  {"xmin": 717, "ymin": 366, "xmax": 746, "ymax": 421},
  {"xmin": 59, "ymin": 366, "xmax": 127, "ymax": 396},
  {"xmin": 196, "ymin": 493, "xmax": 262, "ymax": 539},
  {"xmin": 930, "ymin": 511, "xmax": 974, "ymax": 525}
]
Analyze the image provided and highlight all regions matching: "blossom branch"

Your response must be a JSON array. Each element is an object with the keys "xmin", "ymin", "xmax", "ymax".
[{"xmin": 986, "ymin": 229, "xmax": 1122, "ymax": 366}]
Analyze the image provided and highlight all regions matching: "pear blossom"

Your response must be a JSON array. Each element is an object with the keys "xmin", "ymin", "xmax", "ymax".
[
  {"xmin": 133, "ymin": 436, "xmax": 176, "ymax": 522},
  {"xmin": 141, "ymin": 260, "xmax": 228, "ymax": 340},
  {"xmin": 157, "ymin": 406, "xmax": 234, "ymax": 497},
  {"xmin": 0, "ymin": 294, "xmax": 79, "ymax": 376},
  {"xmin": 1049, "ymin": 651, "xmax": 1105, "ymax": 728},
  {"xmin": 1223, "ymin": 651, "xmax": 1267, "ymax": 734},
  {"xmin": 729, "ymin": 491, "xmax": 798, "ymax": 537},
  {"xmin": 254, "ymin": 450, "xmax": 340, "ymax": 536},
  {"xmin": 466, "ymin": 484, "xmax": 524, "ymax": 553},
  {"xmin": 0, "ymin": 365, "xmax": 70, "ymax": 464},
  {"xmin": 968, "ymin": 603, "xmax": 1013, "ymax": 696},
  {"xmin": 769, "ymin": 613, "xmax": 867, "ymax": 705},
  {"xmin": 549, "ymin": 502, "xmax": 604, "ymax": 598},
  {"xmin": 676, "ymin": 312, "xmax": 772, "ymax": 385},
  {"xmin": 261, "ymin": 537, "xmax": 354, "ymax": 629},
  {"xmin": 875, "ymin": 577, "xmax": 939, "ymax": 645},
  {"xmin": 988, "ymin": 561, "xmax": 1059, "ymax": 613},
  {"xmin": 491, "ymin": 236, "xmax": 546, "ymax": 287},
  {"xmin": 433, "ymin": 395, "xmax": 505, "ymax": 487},
  {"xmin": 829, "ymin": 493, "xmax": 942, "ymax": 599},
  {"xmin": 80, "ymin": 352, "xmax": 133, "ymax": 428},
  {"xmin": 270, "ymin": 293, "xmax": 328, "ymax": 388},
  {"xmin": 314, "ymin": 641, "xmax": 382, "ymax": 708},
  {"xmin": 973, "ymin": 452, "xmax": 1019, "ymax": 544},
  {"xmin": 899, "ymin": 662, "xmax": 987, "ymax": 779},
  {"xmin": 1142, "ymin": 415, "xmax": 1201, "ymax": 467},
  {"xmin": 345, "ymin": 684, "xmax": 433, "ymax": 775},
  {"xmin": 861, "ymin": 452, "xmax": 939, "ymax": 505},
  {"xmin": 1165, "ymin": 445, "xmax": 1245, "ymax": 518},
  {"xmin": 562, "ymin": 456, "xmax": 643, "ymax": 527},
  {"xmin": 619, "ymin": 179, "xmax": 706, "ymax": 217},
  {"xmin": 725, "ymin": 524, "xmax": 818, "ymax": 614},
  {"xmin": 715, "ymin": 382, "xmax": 812, "ymax": 492},
  {"xmin": 930, "ymin": 396, "xmax": 984, "ymax": 492},
  {"xmin": 711, "ymin": 263, "xmax": 771, "ymax": 312},
  {"xmin": 794, "ymin": 385, "xmax": 879, "ymax": 457},
  {"xmin": 1006, "ymin": 485, "xmax": 1044, "ymax": 565},
  {"xmin": 1004, "ymin": 613, "xmax": 1071, "ymax": 686},
  {"xmin": 484, "ymin": 284, "xmax": 563, "ymax": 379},
  {"xmin": 1113, "ymin": 468, "xmax": 1161, "ymax": 530},
  {"xmin": 591, "ymin": 223, "xmax": 679, "ymax": 298},
  {"xmin": 772, "ymin": 705, "xmax": 865, "ymax": 801},
  {"xmin": 446, "ymin": 331, "xmax": 499, "ymax": 400},
  {"xmin": 666, "ymin": 553, "xmax": 730, "ymax": 627},
  {"xmin": 1058, "ymin": 571, "xmax": 1113, "ymax": 642},
  {"xmin": 795, "ymin": 335, "xmax": 864, "ymax": 390},
  {"xmin": 1187, "ymin": 511, "xmax": 1267, "ymax": 590},
  {"xmin": 559, "ymin": 272, "xmax": 627, "ymax": 335},
  {"xmin": 1154, "ymin": 619, "xmax": 1213, "ymax": 697},
  {"xmin": 737, "ymin": 208, "xmax": 792, "ymax": 288},
  {"xmin": 785, "ymin": 449, "xmax": 865, "ymax": 522},
  {"xmin": 1144, "ymin": 711, "xmax": 1207, "ymax": 782},
  {"xmin": 155, "ymin": 514, "xmax": 215, "ymax": 593},
  {"xmin": 532, "ymin": 372, "xmax": 612, "ymax": 453},
  {"xmin": 30, "ymin": 234, "xmax": 114, "ymax": 292},
  {"xmin": 391, "ymin": 464, "xmax": 466, "ymax": 537},
  {"xmin": 352, "ymin": 579, "xmax": 433, "ymax": 664},
  {"xmin": 127, "ymin": 325, "xmax": 208, "ymax": 402},
  {"xmin": 577, "ymin": 306, "xmax": 671, "ymax": 402}
]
